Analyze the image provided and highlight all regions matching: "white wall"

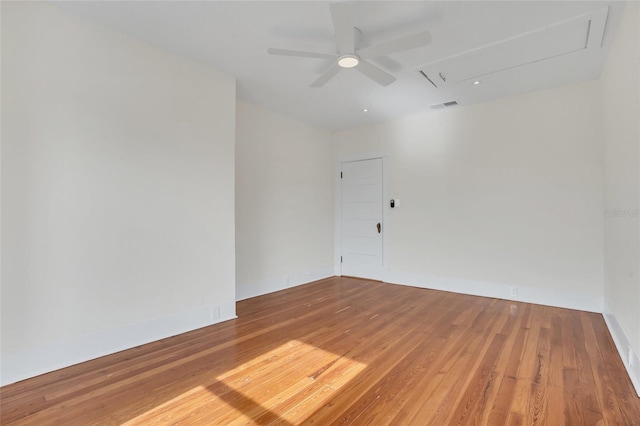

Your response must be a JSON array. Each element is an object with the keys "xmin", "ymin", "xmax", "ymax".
[
  {"xmin": 1, "ymin": 2, "xmax": 236, "ymax": 385},
  {"xmin": 334, "ymin": 80, "xmax": 604, "ymax": 312},
  {"xmin": 601, "ymin": 1, "xmax": 640, "ymax": 395},
  {"xmin": 235, "ymin": 101, "xmax": 334, "ymax": 300}
]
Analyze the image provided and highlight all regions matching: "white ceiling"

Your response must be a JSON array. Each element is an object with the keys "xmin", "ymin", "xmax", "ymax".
[{"xmin": 53, "ymin": 1, "xmax": 624, "ymax": 130}]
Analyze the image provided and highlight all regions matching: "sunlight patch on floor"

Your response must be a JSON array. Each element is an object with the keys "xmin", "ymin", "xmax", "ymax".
[
  {"xmin": 122, "ymin": 385, "xmax": 210, "ymax": 425},
  {"xmin": 122, "ymin": 340, "xmax": 368, "ymax": 424},
  {"xmin": 214, "ymin": 339, "xmax": 368, "ymax": 424}
]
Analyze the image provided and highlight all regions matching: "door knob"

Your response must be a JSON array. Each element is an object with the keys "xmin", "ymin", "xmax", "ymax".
[{"xmin": 377, "ymin": 223, "xmax": 381, "ymax": 233}]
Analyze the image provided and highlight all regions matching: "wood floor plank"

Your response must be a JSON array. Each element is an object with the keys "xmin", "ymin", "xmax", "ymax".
[
  {"xmin": 420, "ymin": 305, "xmax": 510, "ymax": 425},
  {"xmin": 398, "ymin": 301, "xmax": 507, "ymax": 424},
  {"xmin": 484, "ymin": 303, "xmax": 532, "ymax": 425},
  {"xmin": 329, "ymin": 296, "xmax": 487, "ymax": 424},
  {"xmin": 1, "ymin": 277, "xmax": 639, "ymax": 425},
  {"xmin": 302, "ymin": 293, "xmax": 467, "ymax": 424}
]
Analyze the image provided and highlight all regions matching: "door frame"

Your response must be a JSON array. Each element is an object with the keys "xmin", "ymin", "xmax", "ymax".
[{"xmin": 334, "ymin": 152, "xmax": 388, "ymax": 281}]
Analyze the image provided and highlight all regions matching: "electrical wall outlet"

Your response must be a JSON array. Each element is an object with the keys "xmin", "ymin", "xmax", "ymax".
[{"xmin": 510, "ymin": 287, "xmax": 518, "ymax": 298}]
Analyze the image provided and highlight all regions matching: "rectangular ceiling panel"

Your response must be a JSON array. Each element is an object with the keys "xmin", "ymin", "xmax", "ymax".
[{"xmin": 419, "ymin": 8, "xmax": 609, "ymax": 87}]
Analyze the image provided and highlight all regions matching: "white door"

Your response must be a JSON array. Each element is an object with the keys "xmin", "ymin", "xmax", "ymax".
[{"xmin": 341, "ymin": 158, "xmax": 383, "ymax": 280}]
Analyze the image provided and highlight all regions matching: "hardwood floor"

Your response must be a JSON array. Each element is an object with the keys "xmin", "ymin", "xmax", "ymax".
[{"xmin": 2, "ymin": 277, "xmax": 639, "ymax": 425}]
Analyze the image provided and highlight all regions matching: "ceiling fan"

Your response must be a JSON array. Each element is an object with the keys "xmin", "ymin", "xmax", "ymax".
[{"xmin": 267, "ymin": 3, "xmax": 431, "ymax": 88}]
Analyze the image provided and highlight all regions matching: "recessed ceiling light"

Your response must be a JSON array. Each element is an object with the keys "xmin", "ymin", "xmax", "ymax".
[
  {"xmin": 338, "ymin": 54, "xmax": 359, "ymax": 68},
  {"xmin": 362, "ymin": 108, "xmax": 369, "ymax": 112},
  {"xmin": 473, "ymin": 80, "xmax": 481, "ymax": 85}
]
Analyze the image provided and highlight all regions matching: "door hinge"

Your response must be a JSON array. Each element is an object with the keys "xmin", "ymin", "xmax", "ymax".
[
  {"xmin": 340, "ymin": 171, "xmax": 343, "ymax": 179},
  {"xmin": 340, "ymin": 256, "xmax": 343, "ymax": 263}
]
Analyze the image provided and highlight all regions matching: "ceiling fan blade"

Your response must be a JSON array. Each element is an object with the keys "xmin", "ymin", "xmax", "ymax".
[
  {"xmin": 267, "ymin": 48, "xmax": 336, "ymax": 60},
  {"xmin": 330, "ymin": 3, "xmax": 355, "ymax": 54},
  {"xmin": 358, "ymin": 31, "xmax": 432, "ymax": 60},
  {"xmin": 356, "ymin": 60, "xmax": 396, "ymax": 86},
  {"xmin": 311, "ymin": 65, "xmax": 342, "ymax": 88}
]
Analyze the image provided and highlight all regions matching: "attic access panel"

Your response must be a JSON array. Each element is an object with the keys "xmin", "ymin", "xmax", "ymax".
[{"xmin": 419, "ymin": 7, "xmax": 609, "ymax": 87}]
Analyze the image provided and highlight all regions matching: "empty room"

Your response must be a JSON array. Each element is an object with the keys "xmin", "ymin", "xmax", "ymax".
[{"xmin": 1, "ymin": 0, "xmax": 639, "ymax": 424}]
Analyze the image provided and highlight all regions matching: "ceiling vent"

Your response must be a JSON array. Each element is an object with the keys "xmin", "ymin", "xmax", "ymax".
[{"xmin": 430, "ymin": 100, "xmax": 459, "ymax": 110}]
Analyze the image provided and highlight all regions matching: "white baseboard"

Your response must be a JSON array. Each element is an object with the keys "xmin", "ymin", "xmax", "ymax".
[
  {"xmin": 0, "ymin": 302, "xmax": 236, "ymax": 387},
  {"xmin": 236, "ymin": 265, "xmax": 334, "ymax": 301},
  {"xmin": 385, "ymin": 270, "xmax": 603, "ymax": 313},
  {"xmin": 602, "ymin": 312, "xmax": 640, "ymax": 397}
]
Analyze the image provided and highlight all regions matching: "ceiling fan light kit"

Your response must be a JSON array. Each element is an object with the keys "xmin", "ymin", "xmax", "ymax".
[
  {"xmin": 268, "ymin": 2, "xmax": 431, "ymax": 87},
  {"xmin": 338, "ymin": 54, "xmax": 359, "ymax": 68}
]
